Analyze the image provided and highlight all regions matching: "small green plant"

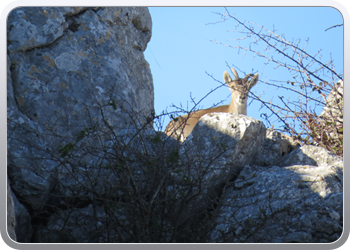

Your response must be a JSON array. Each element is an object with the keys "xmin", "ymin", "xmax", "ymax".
[
  {"xmin": 56, "ymin": 142, "xmax": 74, "ymax": 158},
  {"xmin": 109, "ymin": 99, "xmax": 117, "ymax": 110}
]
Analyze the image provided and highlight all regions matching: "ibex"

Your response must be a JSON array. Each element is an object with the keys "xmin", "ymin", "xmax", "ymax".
[{"xmin": 164, "ymin": 68, "xmax": 259, "ymax": 141}]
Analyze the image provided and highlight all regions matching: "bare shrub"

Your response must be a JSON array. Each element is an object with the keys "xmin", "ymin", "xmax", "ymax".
[
  {"xmin": 209, "ymin": 8, "xmax": 343, "ymax": 156},
  {"xmin": 9, "ymin": 96, "xmax": 236, "ymax": 243}
]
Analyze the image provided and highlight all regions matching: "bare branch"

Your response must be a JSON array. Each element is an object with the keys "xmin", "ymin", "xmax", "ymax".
[{"xmin": 325, "ymin": 24, "xmax": 343, "ymax": 31}]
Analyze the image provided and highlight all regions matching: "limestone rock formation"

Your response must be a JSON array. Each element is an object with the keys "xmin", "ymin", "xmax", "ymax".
[
  {"xmin": 183, "ymin": 114, "xmax": 342, "ymax": 243},
  {"xmin": 254, "ymin": 128, "xmax": 300, "ymax": 167},
  {"xmin": 211, "ymin": 163, "xmax": 342, "ymax": 243},
  {"xmin": 7, "ymin": 7, "xmax": 154, "ymax": 242}
]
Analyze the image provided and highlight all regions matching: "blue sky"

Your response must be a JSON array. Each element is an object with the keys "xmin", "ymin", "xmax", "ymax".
[{"xmin": 144, "ymin": 7, "xmax": 343, "ymax": 132}]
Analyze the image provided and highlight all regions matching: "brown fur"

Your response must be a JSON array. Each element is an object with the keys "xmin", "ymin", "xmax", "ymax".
[{"xmin": 164, "ymin": 68, "xmax": 259, "ymax": 141}]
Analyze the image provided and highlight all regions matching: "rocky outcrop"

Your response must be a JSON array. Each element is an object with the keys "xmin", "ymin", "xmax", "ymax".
[
  {"xmin": 255, "ymin": 128, "xmax": 300, "ymax": 167},
  {"xmin": 184, "ymin": 114, "xmax": 342, "ymax": 243},
  {"xmin": 7, "ymin": 7, "xmax": 154, "ymax": 242},
  {"xmin": 181, "ymin": 113, "xmax": 266, "ymax": 187},
  {"xmin": 210, "ymin": 148, "xmax": 343, "ymax": 243},
  {"xmin": 29, "ymin": 113, "xmax": 342, "ymax": 243}
]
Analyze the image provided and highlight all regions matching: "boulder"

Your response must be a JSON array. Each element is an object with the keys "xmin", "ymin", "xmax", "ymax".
[
  {"xmin": 211, "ymin": 162, "xmax": 343, "ymax": 243},
  {"xmin": 8, "ymin": 7, "xmax": 154, "ymax": 212}
]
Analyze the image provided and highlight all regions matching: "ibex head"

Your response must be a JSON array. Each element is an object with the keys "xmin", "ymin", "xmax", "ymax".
[{"xmin": 223, "ymin": 68, "xmax": 259, "ymax": 115}]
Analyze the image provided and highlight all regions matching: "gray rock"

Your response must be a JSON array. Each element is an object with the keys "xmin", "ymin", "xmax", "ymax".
[
  {"xmin": 7, "ymin": 182, "xmax": 17, "ymax": 242},
  {"xmin": 210, "ymin": 161, "xmax": 342, "ymax": 243},
  {"xmin": 34, "ymin": 204, "xmax": 128, "ymax": 243},
  {"xmin": 315, "ymin": 80, "xmax": 343, "ymax": 153},
  {"xmin": 211, "ymin": 146, "xmax": 343, "ymax": 243},
  {"xmin": 31, "ymin": 114, "xmax": 267, "ymax": 243},
  {"xmin": 174, "ymin": 113, "xmax": 266, "ymax": 229},
  {"xmin": 180, "ymin": 113, "xmax": 266, "ymax": 188},
  {"xmin": 320, "ymin": 80, "xmax": 343, "ymax": 124},
  {"xmin": 8, "ymin": 7, "xmax": 154, "ymax": 212},
  {"xmin": 210, "ymin": 143, "xmax": 343, "ymax": 243},
  {"xmin": 279, "ymin": 145, "xmax": 343, "ymax": 168},
  {"xmin": 254, "ymin": 128, "xmax": 300, "ymax": 167},
  {"xmin": 7, "ymin": 6, "xmax": 154, "ymax": 242},
  {"xmin": 12, "ymin": 189, "xmax": 33, "ymax": 243}
]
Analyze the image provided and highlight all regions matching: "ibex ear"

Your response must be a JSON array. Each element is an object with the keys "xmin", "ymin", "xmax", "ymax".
[
  {"xmin": 223, "ymin": 71, "xmax": 232, "ymax": 84},
  {"xmin": 231, "ymin": 68, "xmax": 239, "ymax": 80},
  {"xmin": 248, "ymin": 73, "xmax": 259, "ymax": 89}
]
